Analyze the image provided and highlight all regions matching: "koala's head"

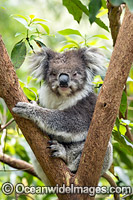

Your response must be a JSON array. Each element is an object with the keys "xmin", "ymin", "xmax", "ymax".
[{"xmin": 30, "ymin": 47, "xmax": 105, "ymax": 97}]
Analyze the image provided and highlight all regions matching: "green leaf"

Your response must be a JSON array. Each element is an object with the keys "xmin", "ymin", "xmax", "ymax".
[
  {"xmin": 12, "ymin": 14, "xmax": 28, "ymax": 22},
  {"xmin": 60, "ymin": 44, "xmax": 78, "ymax": 52},
  {"xmin": 19, "ymin": 80, "xmax": 25, "ymax": 89},
  {"xmin": 89, "ymin": 0, "xmax": 102, "ymax": 24},
  {"xmin": 34, "ymin": 39, "xmax": 46, "ymax": 48},
  {"xmin": 101, "ymin": 0, "xmax": 107, "ymax": 8},
  {"xmin": 92, "ymin": 34, "xmax": 109, "ymax": 40},
  {"xmin": 38, "ymin": 23, "xmax": 50, "ymax": 34},
  {"xmin": 23, "ymin": 87, "xmax": 37, "ymax": 100},
  {"xmin": 95, "ymin": 18, "xmax": 109, "ymax": 32},
  {"xmin": 64, "ymin": 39, "xmax": 80, "ymax": 47},
  {"xmin": 29, "ymin": 35, "xmax": 37, "ymax": 41},
  {"xmin": 113, "ymin": 130, "xmax": 133, "ymax": 155},
  {"xmin": 63, "ymin": 0, "xmax": 89, "ymax": 23},
  {"xmin": 96, "ymin": 8, "xmax": 108, "ymax": 18},
  {"xmin": 114, "ymin": 145, "xmax": 133, "ymax": 168},
  {"xmin": 32, "ymin": 18, "xmax": 47, "ymax": 22},
  {"xmin": 29, "ymin": 14, "xmax": 35, "ymax": 19},
  {"xmin": 11, "ymin": 40, "xmax": 27, "ymax": 69},
  {"xmin": 15, "ymin": 32, "xmax": 22, "ymax": 37},
  {"xmin": 58, "ymin": 28, "xmax": 82, "ymax": 36},
  {"xmin": 27, "ymin": 76, "xmax": 33, "ymax": 85},
  {"xmin": 115, "ymin": 117, "xmax": 120, "ymax": 131},
  {"xmin": 120, "ymin": 91, "xmax": 127, "ymax": 117},
  {"xmin": 13, "ymin": 17, "xmax": 28, "ymax": 28}
]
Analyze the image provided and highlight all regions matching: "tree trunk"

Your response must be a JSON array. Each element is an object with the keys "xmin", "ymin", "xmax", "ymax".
[{"xmin": 0, "ymin": 8, "xmax": 132, "ymax": 200}]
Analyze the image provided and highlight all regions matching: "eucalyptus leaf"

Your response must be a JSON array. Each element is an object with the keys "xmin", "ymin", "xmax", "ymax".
[
  {"xmin": 37, "ymin": 23, "xmax": 50, "ymax": 34},
  {"xmin": 63, "ymin": 0, "xmax": 84, "ymax": 23},
  {"xmin": 112, "ymin": 130, "xmax": 133, "ymax": 155},
  {"xmin": 32, "ymin": 18, "xmax": 47, "ymax": 22},
  {"xmin": 11, "ymin": 40, "xmax": 27, "ymax": 69},
  {"xmin": 58, "ymin": 29, "xmax": 82, "ymax": 36},
  {"xmin": 120, "ymin": 91, "xmax": 127, "ymax": 117},
  {"xmin": 95, "ymin": 18, "xmax": 109, "ymax": 32},
  {"xmin": 23, "ymin": 87, "xmax": 37, "ymax": 100},
  {"xmin": 89, "ymin": 0, "xmax": 102, "ymax": 24},
  {"xmin": 34, "ymin": 39, "xmax": 46, "ymax": 48},
  {"xmin": 92, "ymin": 34, "xmax": 109, "ymax": 40}
]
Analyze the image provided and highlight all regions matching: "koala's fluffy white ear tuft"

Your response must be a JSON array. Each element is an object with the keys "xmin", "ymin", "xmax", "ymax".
[
  {"xmin": 81, "ymin": 47, "xmax": 107, "ymax": 78},
  {"xmin": 29, "ymin": 48, "xmax": 52, "ymax": 82}
]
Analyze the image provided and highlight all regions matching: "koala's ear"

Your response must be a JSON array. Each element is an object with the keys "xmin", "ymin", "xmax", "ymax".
[
  {"xmin": 29, "ymin": 48, "xmax": 54, "ymax": 82},
  {"xmin": 80, "ymin": 47, "xmax": 107, "ymax": 78}
]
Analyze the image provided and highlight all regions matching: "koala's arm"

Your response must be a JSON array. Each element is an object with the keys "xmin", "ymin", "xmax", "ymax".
[{"xmin": 13, "ymin": 102, "xmax": 89, "ymax": 143}]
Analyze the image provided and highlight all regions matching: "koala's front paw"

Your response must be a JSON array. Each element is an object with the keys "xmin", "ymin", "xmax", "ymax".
[
  {"xmin": 47, "ymin": 140, "xmax": 67, "ymax": 162},
  {"xmin": 12, "ymin": 102, "xmax": 34, "ymax": 119}
]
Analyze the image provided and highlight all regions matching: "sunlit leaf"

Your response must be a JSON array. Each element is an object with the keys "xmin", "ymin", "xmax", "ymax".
[
  {"xmin": 23, "ymin": 87, "xmax": 37, "ymax": 100},
  {"xmin": 12, "ymin": 14, "xmax": 28, "ymax": 22},
  {"xmin": 87, "ymin": 40, "xmax": 98, "ymax": 46},
  {"xmin": 11, "ymin": 40, "xmax": 27, "ymax": 69},
  {"xmin": 63, "ymin": 39, "xmax": 80, "ymax": 47},
  {"xmin": 96, "ymin": 8, "xmax": 108, "ymax": 18},
  {"xmin": 37, "ymin": 23, "xmax": 50, "ymax": 34},
  {"xmin": 58, "ymin": 28, "xmax": 82, "ymax": 36},
  {"xmin": 27, "ymin": 76, "xmax": 33, "ymax": 85},
  {"xmin": 92, "ymin": 34, "xmax": 109, "ymax": 40},
  {"xmin": 19, "ymin": 80, "xmax": 25, "ymax": 89},
  {"xmin": 13, "ymin": 17, "xmax": 28, "ymax": 27},
  {"xmin": 32, "ymin": 18, "xmax": 47, "ymax": 22},
  {"xmin": 60, "ymin": 44, "xmax": 78, "ymax": 51},
  {"xmin": 29, "ymin": 14, "xmax": 35, "ymax": 19}
]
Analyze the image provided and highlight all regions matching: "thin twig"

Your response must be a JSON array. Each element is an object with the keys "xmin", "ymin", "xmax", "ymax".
[{"xmin": 0, "ymin": 118, "xmax": 14, "ymax": 132}]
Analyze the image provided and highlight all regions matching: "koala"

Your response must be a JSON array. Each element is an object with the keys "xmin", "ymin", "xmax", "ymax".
[{"xmin": 13, "ymin": 47, "xmax": 113, "ymax": 185}]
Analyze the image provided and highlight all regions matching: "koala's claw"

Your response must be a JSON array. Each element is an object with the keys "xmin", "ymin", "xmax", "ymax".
[
  {"xmin": 47, "ymin": 140, "xmax": 67, "ymax": 162},
  {"xmin": 12, "ymin": 102, "xmax": 34, "ymax": 119}
]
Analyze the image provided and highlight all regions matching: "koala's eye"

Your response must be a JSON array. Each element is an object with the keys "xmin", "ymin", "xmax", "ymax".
[
  {"xmin": 73, "ymin": 72, "xmax": 78, "ymax": 77},
  {"xmin": 50, "ymin": 71, "xmax": 57, "ymax": 76}
]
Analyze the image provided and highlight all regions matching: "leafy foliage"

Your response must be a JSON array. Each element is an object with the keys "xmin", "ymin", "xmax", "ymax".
[
  {"xmin": 11, "ymin": 14, "xmax": 48, "ymax": 69},
  {"xmin": 63, "ymin": 0, "xmax": 109, "ymax": 31}
]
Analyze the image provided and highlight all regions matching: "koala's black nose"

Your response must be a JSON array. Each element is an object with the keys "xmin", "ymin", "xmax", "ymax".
[{"xmin": 59, "ymin": 73, "xmax": 69, "ymax": 87}]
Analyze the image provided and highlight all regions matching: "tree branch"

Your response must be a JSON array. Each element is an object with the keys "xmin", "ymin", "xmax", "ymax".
[
  {"xmin": 0, "ymin": 36, "xmax": 72, "ymax": 200},
  {"xmin": 107, "ymin": 0, "xmax": 123, "ymax": 46},
  {"xmin": 76, "ymin": 7, "xmax": 133, "ymax": 198},
  {"xmin": 0, "ymin": 153, "xmax": 39, "ymax": 179}
]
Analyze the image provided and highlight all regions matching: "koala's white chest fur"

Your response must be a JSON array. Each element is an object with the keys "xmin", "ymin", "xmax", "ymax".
[{"xmin": 39, "ymin": 82, "xmax": 92, "ymax": 110}]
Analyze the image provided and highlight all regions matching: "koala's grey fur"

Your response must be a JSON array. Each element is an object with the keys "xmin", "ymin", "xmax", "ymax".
[{"xmin": 13, "ymin": 47, "xmax": 113, "ymax": 184}]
